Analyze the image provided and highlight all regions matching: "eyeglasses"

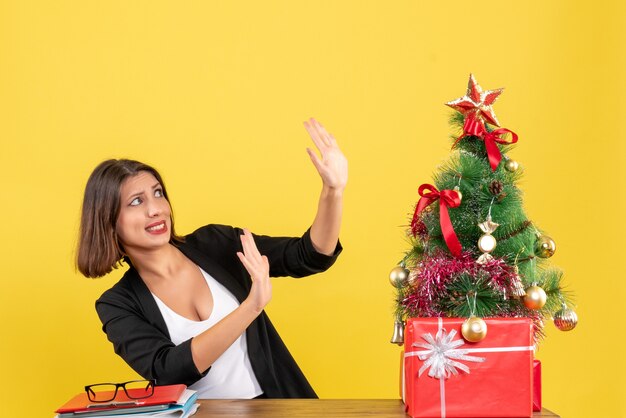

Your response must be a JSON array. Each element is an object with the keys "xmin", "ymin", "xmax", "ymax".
[{"xmin": 84, "ymin": 379, "xmax": 156, "ymax": 403}]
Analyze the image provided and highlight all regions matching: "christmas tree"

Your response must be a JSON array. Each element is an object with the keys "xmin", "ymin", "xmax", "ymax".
[{"xmin": 390, "ymin": 74, "xmax": 578, "ymax": 345}]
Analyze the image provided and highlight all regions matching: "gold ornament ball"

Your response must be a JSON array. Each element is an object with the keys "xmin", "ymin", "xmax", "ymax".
[
  {"xmin": 389, "ymin": 266, "xmax": 410, "ymax": 287},
  {"xmin": 453, "ymin": 186, "xmax": 463, "ymax": 202},
  {"xmin": 461, "ymin": 316, "xmax": 488, "ymax": 342},
  {"xmin": 523, "ymin": 285, "xmax": 547, "ymax": 310},
  {"xmin": 535, "ymin": 235, "xmax": 556, "ymax": 258},
  {"xmin": 505, "ymin": 159, "xmax": 519, "ymax": 172},
  {"xmin": 554, "ymin": 307, "xmax": 578, "ymax": 331}
]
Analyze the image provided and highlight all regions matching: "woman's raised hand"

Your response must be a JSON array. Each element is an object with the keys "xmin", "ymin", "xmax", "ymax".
[
  {"xmin": 237, "ymin": 228, "xmax": 272, "ymax": 314},
  {"xmin": 303, "ymin": 118, "xmax": 348, "ymax": 191}
]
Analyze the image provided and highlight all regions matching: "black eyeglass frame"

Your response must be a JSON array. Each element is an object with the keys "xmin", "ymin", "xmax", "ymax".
[{"xmin": 84, "ymin": 379, "xmax": 156, "ymax": 403}]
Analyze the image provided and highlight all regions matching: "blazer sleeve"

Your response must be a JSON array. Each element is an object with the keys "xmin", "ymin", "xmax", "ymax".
[
  {"xmin": 186, "ymin": 224, "xmax": 343, "ymax": 278},
  {"xmin": 95, "ymin": 285, "xmax": 209, "ymax": 386}
]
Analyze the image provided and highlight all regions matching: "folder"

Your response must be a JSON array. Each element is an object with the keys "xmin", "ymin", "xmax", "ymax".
[{"xmin": 55, "ymin": 384, "xmax": 187, "ymax": 415}]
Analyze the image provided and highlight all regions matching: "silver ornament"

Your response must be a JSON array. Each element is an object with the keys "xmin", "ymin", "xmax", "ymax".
[
  {"xmin": 511, "ymin": 266, "xmax": 526, "ymax": 297},
  {"xmin": 554, "ymin": 305, "xmax": 578, "ymax": 331},
  {"xmin": 390, "ymin": 319, "xmax": 405, "ymax": 345}
]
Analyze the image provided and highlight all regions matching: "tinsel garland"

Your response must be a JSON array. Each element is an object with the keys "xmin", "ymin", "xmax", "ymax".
[
  {"xmin": 400, "ymin": 250, "xmax": 546, "ymax": 341},
  {"xmin": 402, "ymin": 252, "xmax": 506, "ymax": 315}
]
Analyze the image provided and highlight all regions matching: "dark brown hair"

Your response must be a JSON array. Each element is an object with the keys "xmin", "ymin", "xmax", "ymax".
[{"xmin": 76, "ymin": 159, "xmax": 184, "ymax": 278}]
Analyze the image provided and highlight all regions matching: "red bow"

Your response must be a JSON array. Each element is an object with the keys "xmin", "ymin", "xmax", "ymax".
[
  {"xmin": 453, "ymin": 116, "xmax": 519, "ymax": 171},
  {"xmin": 410, "ymin": 184, "xmax": 462, "ymax": 257},
  {"xmin": 482, "ymin": 128, "xmax": 518, "ymax": 171},
  {"xmin": 461, "ymin": 113, "xmax": 485, "ymax": 137}
]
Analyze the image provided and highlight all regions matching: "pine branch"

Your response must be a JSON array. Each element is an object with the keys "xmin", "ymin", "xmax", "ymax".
[{"xmin": 440, "ymin": 272, "xmax": 507, "ymax": 318}]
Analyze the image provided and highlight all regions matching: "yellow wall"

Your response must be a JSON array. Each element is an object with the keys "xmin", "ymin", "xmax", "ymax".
[{"xmin": 1, "ymin": 1, "xmax": 624, "ymax": 417}]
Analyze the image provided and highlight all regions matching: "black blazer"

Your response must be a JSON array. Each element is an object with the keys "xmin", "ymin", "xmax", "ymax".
[{"xmin": 95, "ymin": 224, "xmax": 342, "ymax": 398}]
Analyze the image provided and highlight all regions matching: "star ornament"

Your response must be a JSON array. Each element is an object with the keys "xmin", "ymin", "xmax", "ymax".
[{"xmin": 446, "ymin": 74, "xmax": 504, "ymax": 127}]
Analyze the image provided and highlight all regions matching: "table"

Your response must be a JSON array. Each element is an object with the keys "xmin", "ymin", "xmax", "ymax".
[{"xmin": 195, "ymin": 399, "xmax": 560, "ymax": 417}]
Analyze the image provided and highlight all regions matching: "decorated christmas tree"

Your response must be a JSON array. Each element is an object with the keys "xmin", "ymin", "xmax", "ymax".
[{"xmin": 390, "ymin": 74, "xmax": 578, "ymax": 346}]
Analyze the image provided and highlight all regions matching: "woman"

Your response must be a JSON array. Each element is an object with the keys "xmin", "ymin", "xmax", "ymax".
[{"xmin": 76, "ymin": 118, "xmax": 347, "ymax": 399}]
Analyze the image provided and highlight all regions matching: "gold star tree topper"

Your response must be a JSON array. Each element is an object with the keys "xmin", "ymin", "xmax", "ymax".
[{"xmin": 446, "ymin": 74, "xmax": 504, "ymax": 127}]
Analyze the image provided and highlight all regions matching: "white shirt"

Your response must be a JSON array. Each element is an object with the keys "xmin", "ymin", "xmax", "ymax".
[{"xmin": 151, "ymin": 268, "xmax": 263, "ymax": 399}]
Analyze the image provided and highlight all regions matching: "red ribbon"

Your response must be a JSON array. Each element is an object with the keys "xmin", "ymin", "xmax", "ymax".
[
  {"xmin": 410, "ymin": 184, "xmax": 462, "ymax": 257},
  {"xmin": 452, "ymin": 114, "xmax": 488, "ymax": 150},
  {"xmin": 453, "ymin": 118, "xmax": 518, "ymax": 171},
  {"xmin": 482, "ymin": 128, "xmax": 518, "ymax": 171},
  {"xmin": 462, "ymin": 113, "xmax": 485, "ymax": 137}
]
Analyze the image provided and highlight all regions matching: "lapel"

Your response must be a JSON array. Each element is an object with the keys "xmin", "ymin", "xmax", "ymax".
[
  {"xmin": 126, "ymin": 268, "xmax": 170, "ymax": 337},
  {"xmin": 125, "ymin": 240, "xmax": 249, "ymax": 338}
]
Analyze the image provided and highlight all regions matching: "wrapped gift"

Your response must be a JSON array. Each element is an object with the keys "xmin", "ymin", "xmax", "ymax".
[
  {"xmin": 404, "ymin": 317, "xmax": 533, "ymax": 418},
  {"xmin": 533, "ymin": 359, "xmax": 542, "ymax": 412}
]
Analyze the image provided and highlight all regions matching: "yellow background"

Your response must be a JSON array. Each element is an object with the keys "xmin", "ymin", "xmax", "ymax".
[{"xmin": 1, "ymin": 1, "xmax": 624, "ymax": 417}]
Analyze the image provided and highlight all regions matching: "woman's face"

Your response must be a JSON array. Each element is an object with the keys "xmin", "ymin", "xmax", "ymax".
[{"xmin": 116, "ymin": 171, "xmax": 172, "ymax": 254}]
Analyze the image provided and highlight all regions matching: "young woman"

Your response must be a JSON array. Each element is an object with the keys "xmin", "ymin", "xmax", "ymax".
[{"xmin": 76, "ymin": 118, "xmax": 347, "ymax": 399}]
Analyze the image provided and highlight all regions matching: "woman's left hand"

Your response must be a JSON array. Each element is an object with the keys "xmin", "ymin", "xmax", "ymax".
[{"xmin": 303, "ymin": 118, "xmax": 348, "ymax": 191}]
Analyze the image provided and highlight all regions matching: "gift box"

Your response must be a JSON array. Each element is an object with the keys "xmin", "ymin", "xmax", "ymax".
[
  {"xmin": 404, "ymin": 317, "xmax": 534, "ymax": 418},
  {"xmin": 401, "ymin": 349, "xmax": 406, "ymax": 400},
  {"xmin": 533, "ymin": 359, "xmax": 542, "ymax": 412}
]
